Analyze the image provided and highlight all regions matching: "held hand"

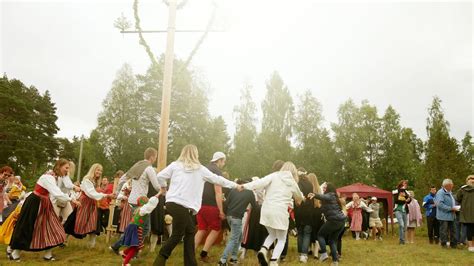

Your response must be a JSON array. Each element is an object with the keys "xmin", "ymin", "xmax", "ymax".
[
  {"xmin": 307, "ymin": 193, "xmax": 315, "ymax": 200},
  {"xmin": 73, "ymin": 200, "xmax": 81, "ymax": 207},
  {"xmin": 73, "ymin": 186, "xmax": 81, "ymax": 192}
]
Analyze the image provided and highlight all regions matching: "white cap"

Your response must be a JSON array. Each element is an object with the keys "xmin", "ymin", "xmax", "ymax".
[
  {"xmin": 210, "ymin": 151, "xmax": 226, "ymax": 162},
  {"xmin": 371, "ymin": 197, "xmax": 377, "ymax": 201}
]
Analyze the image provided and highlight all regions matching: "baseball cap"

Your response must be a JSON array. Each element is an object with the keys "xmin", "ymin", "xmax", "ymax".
[
  {"xmin": 371, "ymin": 197, "xmax": 377, "ymax": 201},
  {"xmin": 210, "ymin": 152, "xmax": 226, "ymax": 162}
]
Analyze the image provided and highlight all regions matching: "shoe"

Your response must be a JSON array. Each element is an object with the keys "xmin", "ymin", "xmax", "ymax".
[
  {"xmin": 229, "ymin": 258, "xmax": 238, "ymax": 264},
  {"xmin": 200, "ymin": 255, "xmax": 212, "ymax": 263},
  {"xmin": 109, "ymin": 246, "xmax": 119, "ymax": 256},
  {"xmin": 378, "ymin": 236, "xmax": 383, "ymax": 241},
  {"xmin": 43, "ymin": 256, "xmax": 56, "ymax": 261},
  {"xmin": 299, "ymin": 254, "xmax": 308, "ymax": 263},
  {"xmin": 319, "ymin": 252, "xmax": 328, "ymax": 262},
  {"xmin": 257, "ymin": 247, "xmax": 269, "ymax": 266},
  {"xmin": 399, "ymin": 240, "xmax": 405, "ymax": 245},
  {"xmin": 218, "ymin": 261, "xmax": 228, "ymax": 266},
  {"xmin": 468, "ymin": 247, "xmax": 474, "ymax": 252},
  {"xmin": 331, "ymin": 262, "xmax": 339, "ymax": 266},
  {"xmin": 269, "ymin": 260, "xmax": 278, "ymax": 266},
  {"xmin": 8, "ymin": 254, "xmax": 20, "ymax": 262}
]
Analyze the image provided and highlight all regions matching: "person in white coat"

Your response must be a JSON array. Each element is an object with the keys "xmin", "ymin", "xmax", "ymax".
[{"xmin": 239, "ymin": 161, "xmax": 304, "ymax": 266}]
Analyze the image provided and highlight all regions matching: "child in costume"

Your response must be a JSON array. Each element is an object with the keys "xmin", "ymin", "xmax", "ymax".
[{"xmin": 120, "ymin": 193, "xmax": 161, "ymax": 266}]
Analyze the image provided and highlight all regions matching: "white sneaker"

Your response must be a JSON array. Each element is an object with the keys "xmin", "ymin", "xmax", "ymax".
[
  {"xmin": 299, "ymin": 254, "xmax": 308, "ymax": 263},
  {"xmin": 468, "ymin": 247, "xmax": 474, "ymax": 252},
  {"xmin": 319, "ymin": 252, "xmax": 329, "ymax": 262},
  {"xmin": 257, "ymin": 247, "xmax": 269, "ymax": 266}
]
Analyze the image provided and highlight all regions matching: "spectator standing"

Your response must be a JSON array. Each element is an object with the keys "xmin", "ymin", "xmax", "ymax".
[
  {"xmin": 423, "ymin": 186, "xmax": 439, "ymax": 244},
  {"xmin": 406, "ymin": 191, "xmax": 422, "ymax": 244},
  {"xmin": 455, "ymin": 175, "xmax": 474, "ymax": 252},
  {"xmin": 392, "ymin": 180, "xmax": 412, "ymax": 244},
  {"xmin": 435, "ymin": 178, "xmax": 459, "ymax": 248}
]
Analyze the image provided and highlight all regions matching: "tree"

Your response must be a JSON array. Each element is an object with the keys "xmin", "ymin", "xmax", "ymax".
[
  {"xmin": 256, "ymin": 72, "xmax": 294, "ymax": 175},
  {"xmin": 0, "ymin": 74, "xmax": 59, "ymax": 180},
  {"xmin": 423, "ymin": 96, "xmax": 468, "ymax": 189},
  {"xmin": 461, "ymin": 132, "xmax": 474, "ymax": 173},
  {"xmin": 228, "ymin": 85, "xmax": 260, "ymax": 179},
  {"xmin": 332, "ymin": 100, "xmax": 370, "ymax": 184},
  {"xmin": 374, "ymin": 106, "xmax": 422, "ymax": 190},
  {"xmin": 96, "ymin": 63, "xmax": 148, "ymax": 169},
  {"xmin": 293, "ymin": 90, "xmax": 338, "ymax": 183}
]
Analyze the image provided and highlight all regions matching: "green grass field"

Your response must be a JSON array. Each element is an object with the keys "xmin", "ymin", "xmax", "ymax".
[{"xmin": 1, "ymin": 226, "xmax": 473, "ymax": 265}]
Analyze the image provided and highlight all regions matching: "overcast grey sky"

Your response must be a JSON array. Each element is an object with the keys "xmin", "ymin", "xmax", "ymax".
[{"xmin": 1, "ymin": 0, "xmax": 472, "ymax": 141}]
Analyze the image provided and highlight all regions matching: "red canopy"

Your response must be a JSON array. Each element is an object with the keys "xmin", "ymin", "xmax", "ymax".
[{"xmin": 337, "ymin": 183, "xmax": 394, "ymax": 234}]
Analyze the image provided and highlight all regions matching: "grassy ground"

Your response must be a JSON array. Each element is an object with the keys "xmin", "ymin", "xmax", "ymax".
[{"xmin": 1, "ymin": 226, "xmax": 473, "ymax": 265}]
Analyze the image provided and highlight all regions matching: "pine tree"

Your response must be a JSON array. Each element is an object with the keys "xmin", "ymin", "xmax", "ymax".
[
  {"xmin": 228, "ymin": 84, "xmax": 260, "ymax": 179},
  {"xmin": 257, "ymin": 72, "xmax": 294, "ymax": 175}
]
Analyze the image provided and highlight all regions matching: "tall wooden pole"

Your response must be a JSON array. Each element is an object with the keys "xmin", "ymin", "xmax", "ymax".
[
  {"xmin": 77, "ymin": 135, "xmax": 84, "ymax": 181},
  {"xmin": 157, "ymin": 0, "xmax": 177, "ymax": 171}
]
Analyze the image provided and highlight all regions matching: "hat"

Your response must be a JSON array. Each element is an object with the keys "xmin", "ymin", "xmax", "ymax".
[
  {"xmin": 210, "ymin": 152, "xmax": 226, "ymax": 162},
  {"xmin": 371, "ymin": 197, "xmax": 377, "ymax": 201}
]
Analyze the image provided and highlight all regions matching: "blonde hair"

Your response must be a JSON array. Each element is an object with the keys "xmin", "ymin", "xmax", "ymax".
[
  {"xmin": 177, "ymin": 144, "xmax": 201, "ymax": 170},
  {"xmin": 83, "ymin": 163, "xmax": 103, "ymax": 186},
  {"xmin": 280, "ymin": 161, "xmax": 298, "ymax": 182},
  {"xmin": 68, "ymin": 161, "xmax": 76, "ymax": 180},
  {"xmin": 307, "ymin": 173, "xmax": 321, "ymax": 208},
  {"xmin": 466, "ymin": 175, "xmax": 474, "ymax": 185}
]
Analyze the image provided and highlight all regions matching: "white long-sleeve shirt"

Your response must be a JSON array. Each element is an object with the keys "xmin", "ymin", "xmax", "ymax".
[
  {"xmin": 126, "ymin": 166, "xmax": 167, "ymax": 205},
  {"xmin": 80, "ymin": 179, "xmax": 106, "ymax": 200},
  {"xmin": 139, "ymin": 196, "xmax": 159, "ymax": 216},
  {"xmin": 37, "ymin": 174, "xmax": 71, "ymax": 202},
  {"xmin": 243, "ymin": 171, "xmax": 303, "ymax": 230},
  {"xmin": 157, "ymin": 161, "xmax": 237, "ymax": 214}
]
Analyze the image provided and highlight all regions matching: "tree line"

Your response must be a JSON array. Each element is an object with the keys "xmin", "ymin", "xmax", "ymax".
[{"xmin": 0, "ymin": 59, "xmax": 472, "ymax": 197}]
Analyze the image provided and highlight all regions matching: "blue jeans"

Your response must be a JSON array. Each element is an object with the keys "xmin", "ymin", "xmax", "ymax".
[
  {"xmin": 220, "ymin": 216, "xmax": 242, "ymax": 262},
  {"xmin": 297, "ymin": 225, "xmax": 312, "ymax": 254},
  {"xmin": 394, "ymin": 211, "xmax": 407, "ymax": 243},
  {"xmin": 317, "ymin": 220, "xmax": 345, "ymax": 262}
]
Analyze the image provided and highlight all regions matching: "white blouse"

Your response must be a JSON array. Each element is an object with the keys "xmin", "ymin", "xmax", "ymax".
[
  {"xmin": 80, "ymin": 179, "xmax": 106, "ymax": 200},
  {"xmin": 157, "ymin": 161, "xmax": 237, "ymax": 214},
  {"xmin": 37, "ymin": 174, "xmax": 71, "ymax": 202}
]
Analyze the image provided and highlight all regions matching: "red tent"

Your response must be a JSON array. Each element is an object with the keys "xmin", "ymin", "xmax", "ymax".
[{"xmin": 337, "ymin": 183, "xmax": 394, "ymax": 234}]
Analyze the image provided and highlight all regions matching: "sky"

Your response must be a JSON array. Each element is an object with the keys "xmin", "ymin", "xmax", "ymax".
[{"xmin": 1, "ymin": 0, "xmax": 472, "ymax": 141}]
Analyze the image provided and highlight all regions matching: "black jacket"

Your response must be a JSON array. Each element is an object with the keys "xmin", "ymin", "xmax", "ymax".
[{"xmin": 314, "ymin": 192, "xmax": 346, "ymax": 222}]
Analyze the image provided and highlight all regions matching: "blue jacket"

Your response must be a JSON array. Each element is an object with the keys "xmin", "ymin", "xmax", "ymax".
[
  {"xmin": 422, "ymin": 193, "xmax": 437, "ymax": 217},
  {"xmin": 435, "ymin": 188, "xmax": 455, "ymax": 221}
]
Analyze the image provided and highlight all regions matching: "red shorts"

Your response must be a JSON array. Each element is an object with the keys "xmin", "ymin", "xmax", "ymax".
[{"xmin": 196, "ymin": 205, "xmax": 221, "ymax": 231}]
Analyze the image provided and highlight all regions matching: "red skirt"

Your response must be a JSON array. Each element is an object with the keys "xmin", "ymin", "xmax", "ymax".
[
  {"xmin": 119, "ymin": 202, "xmax": 132, "ymax": 233},
  {"xmin": 74, "ymin": 193, "xmax": 98, "ymax": 235},
  {"xmin": 11, "ymin": 193, "xmax": 66, "ymax": 251}
]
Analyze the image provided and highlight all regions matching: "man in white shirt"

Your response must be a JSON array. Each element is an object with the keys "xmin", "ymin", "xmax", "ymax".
[{"xmin": 110, "ymin": 147, "xmax": 167, "ymax": 254}]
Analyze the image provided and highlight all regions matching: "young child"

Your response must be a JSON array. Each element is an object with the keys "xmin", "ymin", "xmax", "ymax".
[
  {"xmin": 218, "ymin": 179, "xmax": 257, "ymax": 266},
  {"xmin": 120, "ymin": 193, "xmax": 161, "ymax": 266},
  {"xmin": 406, "ymin": 191, "xmax": 422, "ymax": 244}
]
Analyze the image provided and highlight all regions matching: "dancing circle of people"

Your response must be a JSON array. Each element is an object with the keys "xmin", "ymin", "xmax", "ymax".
[{"xmin": 0, "ymin": 144, "xmax": 473, "ymax": 266}]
